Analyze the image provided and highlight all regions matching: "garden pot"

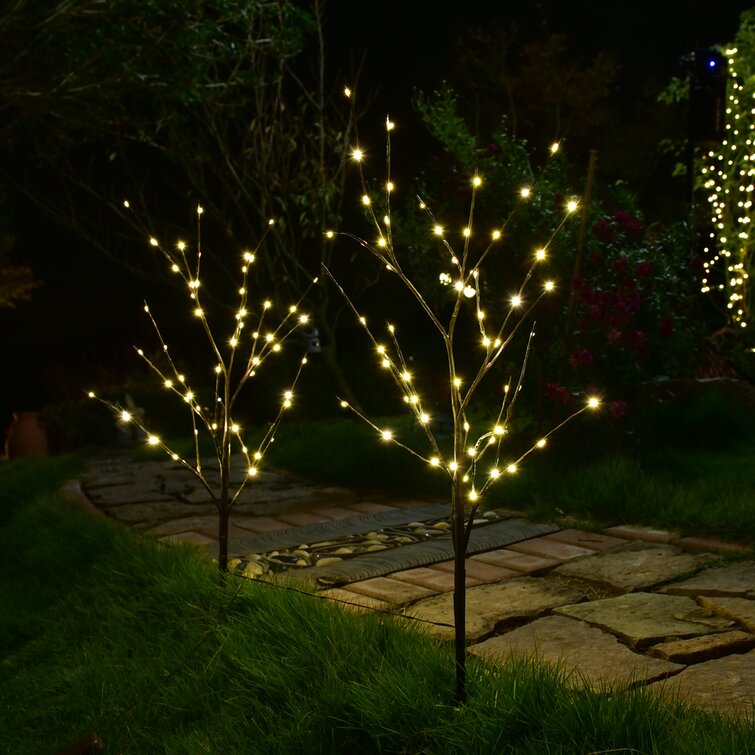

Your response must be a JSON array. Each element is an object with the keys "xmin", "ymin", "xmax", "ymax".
[{"xmin": 4, "ymin": 411, "xmax": 48, "ymax": 458}]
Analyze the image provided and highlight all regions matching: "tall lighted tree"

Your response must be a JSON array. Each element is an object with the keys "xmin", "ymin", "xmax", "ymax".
[
  {"xmin": 89, "ymin": 206, "xmax": 313, "ymax": 572},
  {"xmin": 327, "ymin": 119, "xmax": 600, "ymax": 704},
  {"xmin": 698, "ymin": 10, "xmax": 755, "ymax": 333}
]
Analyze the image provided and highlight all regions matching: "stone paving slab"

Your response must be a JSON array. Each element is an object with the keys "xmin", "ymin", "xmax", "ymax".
[
  {"xmin": 404, "ymin": 576, "xmax": 585, "ymax": 641},
  {"xmin": 390, "ymin": 567, "xmax": 482, "ymax": 593},
  {"xmin": 158, "ymin": 531, "xmax": 216, "ymax": 546},
  {"xmin": 276, "ymin": 512, "xmax": 331, "ymax": 527},
  {"xmin": 698, "ymin": 596, "xmax": 755, "ymax": 632},
  {"xmin": 317, "ymin": 587, "xmax": 394, "ymax": 612},
  {"xmin": 649, "ymin": 631, "xmax": 755, "ymax": 663},
  {"xmin": 148, "ymin": 515, "xmax": 221, "ymax": 537},
  {"xmin": 87, "ymin": 486, "xmax": 175, "ymax": 506},
  {"xmin": 345, "ymin": 502, "xmax": 397, "ymax": 514},
  {"xmin": 604, "ymin": 524, "xmax": 674, "ymax": 544},
  {"xmin": 344, "ymin": 577, "xmax": 438, "ymax": 604},
  {"xmin": 184, "ymin": 484, "xmax": 320, "ymax": 505},
  {"xmin": 471, "ymin": 615, "xmax": 684, "ymax": 690},
  {"xmin": 430, "ymin": 559, "xmax": 520, "ymax": 584},
  {"xmin": 661, "ymin": 562, "xmax": 755, "ymax": 599},
  {"xmin": 470, "ymin": 549, "xmax": 559, "ymax": 575},
  {"xmin": 543, "ymin": 529, "xmax": 627, "ymax": 552},
  {"xmin": 553, "ymin": 543, "xmax": 712, "ymax": 593},
  {"xmin": 313, "ymin": 506, "xmax": 367, "ymax": 520},
  {"xmin": 675, "ymin": 536, "xmax": 749, "ymax": 553},
  {"xmin": 102, "ymin": 500, "xmax": 216, "ymax": 523},
  {"xmin": 232, "ymin": 516, "xmax": 289, "ymax": 533},
  {"xmin": 555, "ymin": 592, "xmax": 735, "ymax": 649},
  {"xmin": 507, "ymin": 537, "xmax": 597, "ymax": 561},
  {"xmin": 648, "ymin": 649, "xmax": 755, "ymax": 719}
]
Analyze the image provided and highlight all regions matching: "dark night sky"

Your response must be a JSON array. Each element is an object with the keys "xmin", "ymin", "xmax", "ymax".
[{"xmin": 2, "ymin": 0, "xmax": 754, "ymax": 421}]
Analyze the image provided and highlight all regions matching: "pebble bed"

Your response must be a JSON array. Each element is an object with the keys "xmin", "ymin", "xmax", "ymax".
[{"xmin": 228, "ymin": 510, "xmax": 508, "ymax": 578}]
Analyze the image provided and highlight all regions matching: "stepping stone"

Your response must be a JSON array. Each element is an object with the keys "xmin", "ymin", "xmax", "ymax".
[
  {"xmin": 430, "ymin": 559, "xmax": 519, "ymax": 583},
  {"xmin": 698, "ymin": 596, "xmax": 755, "ymax": 632},
  {"xmin": 604, "ymin": 524, "xmax": 673, "ymax": 544},
  {"xmin": 312, "ymin": 506, "xmax": 363, "ymax": 520},
  {"xmin": 87, "ymin": 486, "xmax": 174, "ymax": 505},
  {"xmin": 555, "ymin": 592, "xmax": 735, "ymax": 649},
  {"xmin": 404, "ymin": 576, "xmax": 584, "ymax": 641},
  {"xmin": 344, "ymin": 501, "xmax": 396, "ymax": 514},
  {"xmin": 390, "ymin": 567, "xmax": 482, "ymax": 593},
  {"xmin": 344, "ymin": 577, "xmax": 437, "ymax": 604},
  {"xmin": 471, "ymin": 549, "xmax": 558, "ymax": 575},
  {"xmin": 276, "ymin": 513, "xmax": 330, "ymax": 527},
  {"xmin": 158, "ymin": 531, "xmax": 215, "ymax": 547},
  {"xmin": 553, "ymin": 543, "xmax": 712, "ymax": 593},
  {"xmin": 543, "ymin": 529, "xmax": 627, "ymax": 552},
  {"xmin": 148, "ymin": 515, "xmax": 219, "ymax": 536},
  {"xmin": 103, "ymin": 500, "xmax": 214, "ymax": 523},
  {"xmin": 647, "ymin": 649, "xmax": 755, "ymax": 719},
  {"xmin": 507, "ymin": 537, "xmax": 597, "ymax": 561},
  {"xmin": 318, "ymin": 588, "xmax": 394, "ymax": 613},
  {"xmin": 233, "ymin": 516, "xmax": 289, "ymax": 533},
  {"xmin": 649, "ymin": 631, "xmax": 755, "ymax": 663},
  {"xmin": 676, "ymin": 536, "xmax": 748, "ymax": 553},
  {"xmin": 470, "ymin": 615, "xmax": 683, "ymax": 689},
  {"xmin": 661, "ymin": 562, "xmax": 755, "ymax": 599}
]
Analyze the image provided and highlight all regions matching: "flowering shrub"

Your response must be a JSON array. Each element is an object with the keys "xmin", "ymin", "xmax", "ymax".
[{"xmin": 545, "ymin": 209, "xmax": 700, "ymax": 415}]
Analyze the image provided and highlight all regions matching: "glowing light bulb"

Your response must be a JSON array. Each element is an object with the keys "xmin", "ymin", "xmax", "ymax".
[
  {"xmin": 550, "ymin": 142, "xmax": 560, "ymax": 154},
  {"xmin": 386, "ymin": 118, "xmax": 395, "ymax": 131},
  {"xmin": 430, "ymin": 456, "xmax": 440, "ymax": 466},
  {"xmin": 490, "ymin": 468, "xmax": 500, "ymax": 478},
  {"xmin": 453, "ymin": 377, "xmax": 462, "ymax": 388},
  {"xmin": 520, "ymin": 187, "xmax": 531, "ymax": 198},
  {"xmin": 433, "ymin": 225, "xmax": 444, "ymax": 236},
  {"xmin": 545, "ymin": 281, "xmax": 555, "ymax": 292},
  {"xmin": 511, "ymin": 295, "xmax": 522, "ymax": 307},
  {"xmin": 197, "ymin": 205, "xmax": 203, "ymax": 215},
  {"xmin": 386, "ymin": 181, "xmax": 394, "ymax": 192},
  {"xmin": 248, "ymin": 467, "xmax": 258, "ymax": 477},
  {"xmin": 492, "ymin": 230, "xmax": 501, "ymax": 240},
  {"xmin": 177, "ymin": 241, "xmax": 186, "ymax": 251},
  {"xmin": 194, "ymin": 308, "xmax": 203, "ymax": 317},
  {"xmin": 231, "ymin": 423, "xmax": 240, "ymax": 433},
  {"xmin": 507, "ymin": 463, "xmax": 518, "ymax": 474},
  {"xmin": 362, "ymin": 194, "xmax": 371, "ymax": 206},
  {"xmin": 587, "ymin": 397, "xmax": 600, "ymax": 409},
  {"xmin": 381, "ymin": 430, "xmax": 392, "ymax": 441},
  {"xmin": 419, "ymin": 413, "xmax": 430, "ymax": 424},
  {"xmin": 120, "ymin": 410, "xmax": 132, "ymax": 423},
  {"xmin": 344, "ymin": 86, "xmax": 352, "ymax": 98},
  {"xmin": 463, "ymin": 227, "xmax": 471, "ymax": 237},
  {"xmin": 149, "ymin": 238, "xmax": 158, "ymax": 247},
  {"xmin": 325, "ymin": 230, "xmax": 334, "ymax": 239},
  {"xmin": 352, "ymin": 148, "xmax": 363, "ymax": 161},
  {"xmin": 535, "ymin": 248, "xmax": 546, "ymax": 261},
  {"xmin": 537, "ymin": 438, "xmax": 547, "ymax": 448},
  {"xmin": 566, "ymin": 199, "xmax": 579, "ymax": 213},
  {"xmin": 472, "ymin": 175, "xmax": 482, "ymax": 187},
  {"xmin": 147, "ymin": 435, "xmax": 160, "ymax": 446},
  {"xmin": 469, "ymin": 489, "xmax": 479, "ymax": 501}
]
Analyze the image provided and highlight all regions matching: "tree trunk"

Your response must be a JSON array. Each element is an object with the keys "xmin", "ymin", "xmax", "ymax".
[
  {"xmin": 319, "ymin": 315, "xmax": 363, "ymax": 412},
  {"xmin": 451, "ymin": 469, "xmax": 467, "ymax": 705}
]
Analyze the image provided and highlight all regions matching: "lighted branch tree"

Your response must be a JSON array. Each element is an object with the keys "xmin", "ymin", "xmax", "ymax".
[
  {"xmin": 698, "ymin": 14, "xmax": 755, "ymax": 335},
  {"xmin": 326, "ymin": 119, "xmax": 600, "ymax": 705},
  {"xmin": 89, "ymin": 206, "xmax": 313, "ymax": 572}
]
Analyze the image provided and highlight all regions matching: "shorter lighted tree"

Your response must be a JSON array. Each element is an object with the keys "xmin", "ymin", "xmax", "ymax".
[
  {"xmin": 327, "ymin": 120, "xmax": 600, "ymax": 704},
  {"xmin": 89, "ymin": 205, "xmax": 314, "ymax": 573}
]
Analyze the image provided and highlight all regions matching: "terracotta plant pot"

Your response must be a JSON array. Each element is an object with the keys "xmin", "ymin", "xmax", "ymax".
[{"xmin": 5, "ymin": 411, "xmax": 48, "ymax": 458}]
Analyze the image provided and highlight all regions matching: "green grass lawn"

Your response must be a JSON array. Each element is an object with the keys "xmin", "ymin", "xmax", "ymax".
[{"xmin": 1, "ymin": 456, "xmax": 754, "ymax": 753}]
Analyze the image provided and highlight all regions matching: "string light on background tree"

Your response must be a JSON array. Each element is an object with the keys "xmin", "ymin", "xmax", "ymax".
[
  {"xmin": 699, "ymin": 43, "xmax": 753, "ymax": 329},
  {"xmin": 323, "ymin": 117, "xmax": 601, "ymax": 705},
  {"xmin": 89, "ymin": 205, "xmax": 315, "ymax": 572}
]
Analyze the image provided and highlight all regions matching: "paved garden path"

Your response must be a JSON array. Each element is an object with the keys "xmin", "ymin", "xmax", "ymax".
[{"xmin": 64, "ymin": 454, "xmax": 755, "ymax": 720}]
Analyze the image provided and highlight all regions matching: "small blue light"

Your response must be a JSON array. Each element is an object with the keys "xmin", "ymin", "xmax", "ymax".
[{"xmin": 708, "ymin": 59, "xmax": 717, "ymax": 68}]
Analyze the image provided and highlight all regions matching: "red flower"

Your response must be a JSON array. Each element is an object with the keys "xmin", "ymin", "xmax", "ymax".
[
  {"xmin": 592, "ymin": 219, "xmax": 614, "ymax": 243},
  {"xmin": 545, "ymin": 382, "xmax": 572, "ymax": 404},
  {"xmin": 612, "ymin": 256, "xmax": 629, "ymax": 275},
  {"xmin": 569, "ymin": 347, "xmax": 594, "ymax": 370},
  {"xmin": 613, "ymin": 210, "xmax": 644, "ymax": 239},
  {"xmin": 635, "ymin": 260, "xmax": 653, "ymax": 278},
  {"xmin": 610, "ymin": 400, "xmax": 628, "ymax": 420}
]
